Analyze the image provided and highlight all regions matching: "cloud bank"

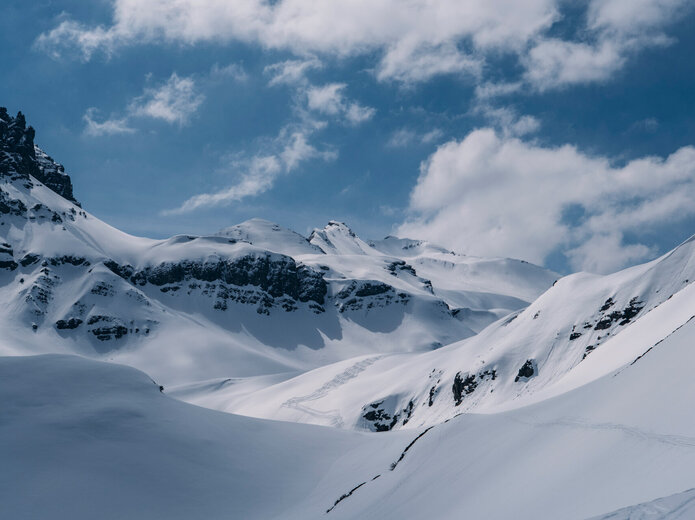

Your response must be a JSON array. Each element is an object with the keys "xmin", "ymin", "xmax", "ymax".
[
  {"xmin": 399, "ymin": 129, "xmax": 695, "ymax": 273},
  {"xmin": 36, "ymin": 0, "xmax": 692, "ymax": 89}
]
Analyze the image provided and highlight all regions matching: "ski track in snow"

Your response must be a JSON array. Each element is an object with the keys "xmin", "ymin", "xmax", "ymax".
[
  {"xmin": 519, "ymin": 416, "xmax": 695, "ymax": 449},
  {"xmin": 282, "ymin": 356, "xmax": 382, "ymax": 428}
]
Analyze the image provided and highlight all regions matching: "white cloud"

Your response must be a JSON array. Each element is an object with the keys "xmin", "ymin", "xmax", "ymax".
[
  {"xmin": 376, "ymin": 41, "xmax": 481, "ymax": 84},
  {"xmin": 129, "ymin": 73, "xmax": 204, "ymax": 125},
  {"xmin": 587, "ymin": 0, "xmax": 688, "ymax": 36},
  {"xmin": 421, "ymin": 129, "xmax": 445, "ymax": 144},
  {"xmin": 387, "ymin": 129, "xmax": 417, "ymax": 148},
  {"xmin": 82, "ymin": 108, "xmax": 135, "ymax": 136},
  {"xmin": 630, "ymin": 117, "xmax": 660, "ymax": 133},
  {"xmin": 37, "ymin": 0, "xmax": 691, "ymax": 88},
  {"xmin": 83, "ymin": 72, "xmax": 204, "ymax": 136},
  {"xmin": 398, "ymin": 128, "xmax": 695, "ymax": 273},
  {"xmin": 306, "ymin": 84, "xmax": 345, "ymax": 115},
  {"xmin": 210, "ymin": 62, "xmax": 248, "ymax": 82},
  {"xmin": 474, "ymin": 81, "xmax": 523, "ymax": 100},
  {"xmin": 387, "ymin": 128, "xmax": 444, "ymax": 148},
  {"xmin": 35, "ymin": 20, "xmax": 115, "ymax": 61},
  {"xmin": 33, "ymin": 0, "xmax": 553, "ymax": 85},
  {"xmin": 565, "ymin": 233, "xmax": 655, "ymax": 275},
  {"xmin": 474, "ymin": 104, "xmax": 541, "ymax": 137},
  {"xmin": 523, "ymin": 0, "xmax": 691, "ymax": 90},
  {"xmin": 306, "ymin": 83, "xmax": 375, "ymax": 125},
  {"xmin": 345, "ymin": 103, "xmax": 376, "ymax": 125},
  {"xmin": 265, "ymin": 57, "xmax": 322, "ymax": 86},
  {"xmin": 523, "ymin": 39, "xmax": 625, "ymax": 91},
  {"xmin": 163, "ymin": 126, "xmax": 336, "ymax": 215},
  {"xmin": 37, "ymin": 0, "xmax": 692, "ymax": 89}
]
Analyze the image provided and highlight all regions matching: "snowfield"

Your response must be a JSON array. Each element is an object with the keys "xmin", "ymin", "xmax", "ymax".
[{"xmin": 5, "ymin": 311, "xmax": 695, "ymax": 520}]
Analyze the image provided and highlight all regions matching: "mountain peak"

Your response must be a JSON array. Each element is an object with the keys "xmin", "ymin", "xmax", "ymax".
[
  {"xmin": 0, "ymin": 108, "xmax": 79, "ymax": 205},
  {"xmin": 217, "ymin": 218, "xmax": 323, "ymax": 256},
  {"xmin": 369, "ymin": 235, "xmax": 454, "ymax": 257},
  {"xmin": 309, "ymin": 220, "xmax": 376, "ymax": 255}
]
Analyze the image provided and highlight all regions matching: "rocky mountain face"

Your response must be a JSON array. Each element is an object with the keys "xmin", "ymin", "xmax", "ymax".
[
  {"xmin": 0, "ymin": 110, "xmax": 556, "ymax": 382},
  {"xmin": 0, "ymin": 108, "xmax": 77, "ymax": 204}
]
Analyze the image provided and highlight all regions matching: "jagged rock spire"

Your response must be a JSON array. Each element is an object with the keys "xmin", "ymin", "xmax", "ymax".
[{"xmin": 0, "ymin": 108, "xmax": 79, "ymax": 205}]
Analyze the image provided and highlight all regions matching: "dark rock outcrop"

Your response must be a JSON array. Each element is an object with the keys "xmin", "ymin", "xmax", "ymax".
[
  {"xmin": 104, "ymin": 254, "xmax": 328, "ymax": 311},
  {"xmin": 452, "ymin": 372, "xmax": 477, "ymax": 405},
  {"xmin": 0, "ymin": 108, "xmax": 78, "ymax": 204},
  {"xmin": 515, "ymin": 359, "xmax": 537, "ymax": 382}
]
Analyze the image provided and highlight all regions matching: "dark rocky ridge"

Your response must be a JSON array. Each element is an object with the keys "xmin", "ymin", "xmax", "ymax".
[
  {"xmin": 104, "ymin": 254, "xmax": 328, "ymax": 307},
  {"xmin": 0, "ymin": 108, "xmax": 78, "ymax": 204}
]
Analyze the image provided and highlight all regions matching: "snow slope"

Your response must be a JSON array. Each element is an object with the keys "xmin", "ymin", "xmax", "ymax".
[
  {"xmin": 6, "ymin": 310, "xmax": 695, "ymax": 520},
  {"xmin": 313, "ymin": 313, "xmax": 695, "ymax": 519},
  {"xmin": 181, "ymin": 233, "xmax": 695, "ymax": 431},
  {"xmin": 0, "ymin": 354, "xmax": 406, "ymax": 520},
  {"xmin": 589, "ymin": 489, "xmax": 695, "ymax": 519}
]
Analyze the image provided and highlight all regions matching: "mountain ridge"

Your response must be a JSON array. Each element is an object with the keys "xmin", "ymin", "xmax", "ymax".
[{"xmin": 0, "ymin": 110, "xmax": 556, "ymax": 384}]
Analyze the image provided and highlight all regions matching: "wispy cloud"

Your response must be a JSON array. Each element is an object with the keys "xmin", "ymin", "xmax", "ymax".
[
  {"xmin": 210, "ymin": 62, "xmax": 248, "ymax": 82},
  {"xmin": 82, "ymin": 72, "xmax": 205, "ymax": 136},
  {"xmin": 82, "ymin": 108, "xmax": 135, "ymax": 137},
  {"xmin": 163, "ymin": 126, "xmax": 336, "ymax": 215},
  {"xmin": 387, "ymin": 128, "xmax": 444, "ymax": 148},
  {"xmin": 265, "ymin": 57, "xmax": 322, "ymax": 87}
]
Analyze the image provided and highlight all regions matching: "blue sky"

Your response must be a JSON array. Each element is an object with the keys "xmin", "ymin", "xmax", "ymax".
[{"xmin": 2, "ymin": 0, "xmax": 695, "ymax": 274}]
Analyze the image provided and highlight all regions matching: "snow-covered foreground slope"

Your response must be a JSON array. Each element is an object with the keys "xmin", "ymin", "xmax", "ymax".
[
  {"xmin": 589, "ymin": 489, "xmax": 695, "ymax": 519},
  {"xmin": 0, "ymin": 109, "xmax": 556, "ymax": 384},
  {"xmin": 179, "ymin": 233, "xmax": 695, "ymax": 431},
  {"xmin": 0, "ymin": 354, "xmax": 407, "ymax": 520},
  {"xmin": 317, "ymin": 315, "xmax": 695, "ymax": 519},
  {"xmin": 5, "ymin": 312, "xmax": 695, "ymax": 520}
]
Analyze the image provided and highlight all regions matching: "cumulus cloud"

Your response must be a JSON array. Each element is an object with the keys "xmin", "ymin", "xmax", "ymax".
[
  {"xmin": 306, "ymin": 83, "xmax": 375, "ymax": 125},
  {"xmin": 163, "ymin": 127, "xmax": 336, "ymax": 215},
  {"xmin": 36, "ymin": 0, "xmax": 692, "ymax": 88},
  {"xmin": 29, "ymin": 0, "xmax": 543, "ymax": 85},
  {"xmin": 523, "ymin": 0, "xmax": 691, "ymax": 90},
  {"xmin": 398, "ymin": 128, "xmax": 695, "ymax": 273}
]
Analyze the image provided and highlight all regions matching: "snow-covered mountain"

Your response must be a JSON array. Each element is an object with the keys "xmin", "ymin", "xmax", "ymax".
[
  {"xmin": 0, "ymin": 109, "xmax": 555, "ymax": 383},
  {"xmin": 4, "ymin": 108, "xmax": 695, "ymax": 520},
  {"xmin": 177, "ymin": 229, "xmax": 695, "ymax": 432}
]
